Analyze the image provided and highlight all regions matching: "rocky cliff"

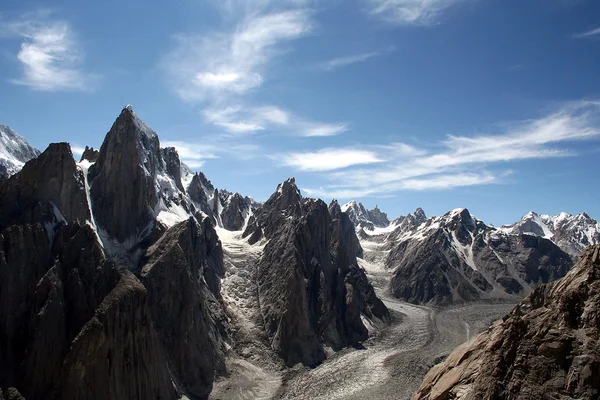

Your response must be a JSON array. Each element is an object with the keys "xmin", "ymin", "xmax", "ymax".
[
  {"xmin": 0, "ymin": 106, "xmax": 231, "ymax": 399},
  {"xmin": 243, "ymin": 179, "xmax": 389, "ymax": 366},
  {"xmin": 414, "ymin": 245, "xmax": 600, "ymax": 400}
]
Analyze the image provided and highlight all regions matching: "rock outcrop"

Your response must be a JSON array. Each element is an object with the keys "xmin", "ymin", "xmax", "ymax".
[
  {"xmin": 414, "ymin": 245, "xmax": 600, "ymax": 400},
  {"xmin": 140, "ymin": 218, "xmax": 226, "ymax": 398},
  {"xmin": 243, "ymin": 179, "xmax": 389, "ymax": 366}
]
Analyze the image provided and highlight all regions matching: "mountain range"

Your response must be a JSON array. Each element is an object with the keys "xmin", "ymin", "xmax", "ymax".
[
  {"xmin": 1, "ymin": 106, "xmax": 598, "ymax": 399},
  {"xmin": 345, "ymin": 200, "xmax": 599, "ymax": 305}
]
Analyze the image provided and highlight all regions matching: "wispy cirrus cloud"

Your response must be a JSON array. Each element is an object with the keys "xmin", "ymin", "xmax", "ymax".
[
  {"xmin": 316, "ymin": 52, "xmax": 380, "ymax": 71},
  {"xmin": 202, "ymin": 104, "xmax": 348, "ymax": 136},
  {"xmin": 364, "ymin": 0, "xmax": 466, "ymax": 25},
  {"xmin": 164, "ymin": 8, "xmax": 313, "ymax": 102},
  {"xmin": 163, "ymin": 2, "xmax": 348, "ymax": 139},
  {"xmin": 0, "ymin": 11, "xmax": 95, "ymax": 91},
  {"xmin": 283, "ymin": 101, "xmax": 600, "ymax": 198},
  {"xmin": 162, "ymin": 139, "xmax": 262, "ymax": 169},
  {"xmin": 315, "ymin": 46, "xmax": 395, "ymax": 71},
  {"xmin": 573, "ymin": 26, "xmax": 600, "ymax": 39}
]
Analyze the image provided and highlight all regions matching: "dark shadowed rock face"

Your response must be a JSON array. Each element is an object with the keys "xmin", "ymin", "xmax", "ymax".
[
  {"xmin": 0, "ymin": 143, "xmax": 89, "ymax": 231},
  {"xmin": 162, "ymin": 147, "xmax": 184, "ymax": 192},
  {"xmin": 0, "ymin": 221, "xmax": 175, "ymax": 400},
  {"xmin": 188, "ymin": 173, "xmax": 212, "ymax": 216},
  {"xmin": 140, "ymin": 218, "xmax": 226, "ymax": 398},
  {"xmin": 1, "ymin": 107, "xmax": 233, "ymax": 400},
  {"xmin": 329, "ymin": 200, "xmax": 363, "ymax": 259},
  {"xmin": 414, "ymin": 245, "xmax": 600, "ymax": 400},
  {"xmin": 218, "ymin": 190, "xmax": 258, "ymax": 231},
  {"xmin": 88, "ymin": 106, "xmax": 163, "ymax": 243},
  {"xmin": 57, "ymin": 271, "xmax": 175, "ymax": 400},
  {"xmin": 387, "ymin": 209, "xmax": 573, "ymax": 305},
  {"xmin": 246, "ymin": 179, "xmax": 389, "ymax": 367}
]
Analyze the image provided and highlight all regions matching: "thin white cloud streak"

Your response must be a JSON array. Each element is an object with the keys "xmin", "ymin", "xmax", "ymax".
[
  {"xmin": 317, "ymin": 52, "xmax": 380, "ymax": 71},
  {"xmin": 573, "ymin": 27, "xmax": 600, "ymax": 39},
  {"xmin": 295, "ymin": 101, "xmax": 600, "ymax": 197},
  {"xmin": 1, "ymin": 11, "xmax": 94, "ymax": 91},
  {"xmin": 303, "ymin": 171, "xmax": 497, "ymax": 198},
  {"xmin": 365, "ymin": 0, "xmax": 465, "ymax": 25},
  {"xmin": 304, "ymin": 123, "xmax": 348, "ymax": 136},
  {"xmin": 202, "ymin": 104, "xmax": 348, "ymax": 136},
  {"xmin": 275, "ymin": 148, "xmax": 384, "ymax": 171},
  {"xmin": 164, "ymin": 9, "xmax": 312, "ymax": 102},
  {"xmin": 315, "ymin": 46, "xmax": 395, "ymax": 71},
  {"xmin": 162, "ymin": 139, "xmax": 263, "ymax": 170},
  {"xmin": 164, "ymin": 3, "xmax": 346, "ymax": 138}
]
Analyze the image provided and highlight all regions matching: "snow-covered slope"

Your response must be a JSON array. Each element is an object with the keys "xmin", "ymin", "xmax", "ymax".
[
  {"xmin": 355, "ymin": 207, "xmax": 574, "ymax": 305},
  {"xmin": 0, "ymin": 124, "xmax": 40, "ymax": 178},
  {"xmin": 499, "ymin": 211, "xmax": 600, "ymax": 256}
]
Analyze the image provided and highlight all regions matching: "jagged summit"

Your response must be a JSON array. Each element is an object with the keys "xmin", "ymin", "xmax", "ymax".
[
  {"xmin": 0, "ymin": 124, "xmax": 40, "ymax": 178},
  {"xmin": 500, "ymin": 210, "xmax": 600, "ymax": 256},
  {"xmin": 274, "ymin": 177, "xmax": 301, "ymax": 199},
  {"xmin": 342, "ymin": 200, "xmax": 390, "ymax": 230}
]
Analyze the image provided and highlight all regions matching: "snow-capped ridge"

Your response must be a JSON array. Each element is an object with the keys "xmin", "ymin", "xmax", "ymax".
[
  {"xmin": 0, "ymin": 124, "xmax": 40, "ymax": 178},
  {"xmin": 499, "ymin": 210, "xmax": 600, "ymax": 256}
]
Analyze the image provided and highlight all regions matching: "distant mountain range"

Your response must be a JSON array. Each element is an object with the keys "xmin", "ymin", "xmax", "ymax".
[{"xmin": 343, "ymin": 200, "xmax": 599, "ymax": 305}]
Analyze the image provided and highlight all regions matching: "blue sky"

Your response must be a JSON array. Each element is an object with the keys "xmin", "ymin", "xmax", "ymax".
[{"xmin": 0, "ymin": 0, "xmax": 599, "ymax": 225}]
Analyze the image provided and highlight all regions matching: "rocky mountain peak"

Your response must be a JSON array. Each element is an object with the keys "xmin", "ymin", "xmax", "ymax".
[
  {"xmin": 342, "ymin": 200, "xmax": 390, "ymax": 230},
  {"xmin": 88, "ymin": 107, "xmax": 166, "ymax": 245},
  {"xmin": 413, "ymin": 207, "xmax": 427, "ymax": 221},
  {"xmin": 0, "ymin": 142, "xmax": 90, "ymax": 232},
  {"xmin": 441, "ymin": 208, "xmax": 476, "ymax": 232},
  {"xmin": 80, "ymin": 145, "xmax": 99, "ymax": 163},
  {"xmin": 268, "ymin": 177, "xmax": 302, "ymax": 213},
  {"xmin": 0, "ymin": 124, "xmax": 40, "ymax": 178},
  {"xmin": 328, "ymin": 199, "xmax": 342, "ymax": 216}
]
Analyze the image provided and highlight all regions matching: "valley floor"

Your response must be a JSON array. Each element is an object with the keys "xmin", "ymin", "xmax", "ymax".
[{"xmin": 210, "ymin": 230, "xmax": 516, "ymax": 400}]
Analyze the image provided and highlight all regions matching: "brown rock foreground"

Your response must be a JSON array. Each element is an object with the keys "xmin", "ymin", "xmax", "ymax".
[{"xmin": 414, "ymin": 245, "xmax": 600, "ymax": 400}]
